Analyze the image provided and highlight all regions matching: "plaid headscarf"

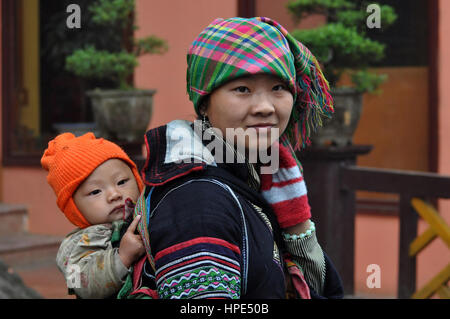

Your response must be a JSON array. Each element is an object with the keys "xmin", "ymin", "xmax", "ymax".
[{"xmin": 186, "ymin": 17, "xmax": 334, "ymax": 149}]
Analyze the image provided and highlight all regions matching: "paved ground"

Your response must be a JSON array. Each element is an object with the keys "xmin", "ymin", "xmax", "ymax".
[{"xmin": 12, "ymin": 260, "xmax": 75, "ymax": 299}]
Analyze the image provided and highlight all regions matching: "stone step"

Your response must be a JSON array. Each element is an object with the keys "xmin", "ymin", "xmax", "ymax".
[
  {"xmin": 0, "ymin": 203, "xmax": 28, "ymax": 236},
  {"xmin": 0, "ymin": 233, "xmax": 63, "ymax": 269},
  {"xmin": 0, "ymin": 260, "xmax": 42, "ymax": 298}
]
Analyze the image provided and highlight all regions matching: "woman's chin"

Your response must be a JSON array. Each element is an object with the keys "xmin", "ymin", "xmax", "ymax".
[{"xmin": 240, "ymin": 143, "xmax": 273, "ymax": 164}]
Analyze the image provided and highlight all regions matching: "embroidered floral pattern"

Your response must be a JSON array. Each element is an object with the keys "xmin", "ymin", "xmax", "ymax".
[{"xmin": 154, "ymin": 237, "xmax": 241, "ymax": 299}]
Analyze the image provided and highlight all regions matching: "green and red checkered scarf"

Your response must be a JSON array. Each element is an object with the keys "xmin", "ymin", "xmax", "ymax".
[{"xmin": 186, "ymin": 17, "xmax": 334, "ymax": 149}]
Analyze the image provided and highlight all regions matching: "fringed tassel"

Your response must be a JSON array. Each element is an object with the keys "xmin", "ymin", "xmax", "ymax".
[
  {"xmin": 286, "ymin": 55, "xmax": 334, "ymax": 151},
  {"xmin": 252, "ymin": 17, "xmax": 334, "ymax": 151}
]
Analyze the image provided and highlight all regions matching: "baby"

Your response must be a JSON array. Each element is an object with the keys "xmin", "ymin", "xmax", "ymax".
[{"xmin": 41, "ymin": 132, "xmax": 145, "ymax": 298}]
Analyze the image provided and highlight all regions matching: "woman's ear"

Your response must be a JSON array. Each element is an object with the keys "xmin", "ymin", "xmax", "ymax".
[{"xmin": 198, "ymin": 96, "xmax": 210, "ymax": 116}]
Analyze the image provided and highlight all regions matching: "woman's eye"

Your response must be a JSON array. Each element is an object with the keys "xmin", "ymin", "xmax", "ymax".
[
  {"xmin": 118, "ymin": 178, "xmax": 129, "ymax": 186},
  {"xmin": 234, "ymin": 86, "xmax": 250, "ymax": 93},
  {"xmin": 273, "ymin": 84, "xmax": 287, "ymax": 91},
  {"xmin": 88, "ymin": 189, "xmax": 101, "ymax": 196}
]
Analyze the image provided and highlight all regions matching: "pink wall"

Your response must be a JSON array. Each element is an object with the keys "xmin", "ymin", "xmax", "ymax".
[
  {"xmin": 356, "ymin": 1, "xmax": 450, "ymax": 297},
  {"xmin": 439, "ymin": 3, "xmax": 450, "ymax": 175},
  {"xmin": 434, "ymin": 0, "xmax": 450, "ymax": 296},
  {"xmin": 354, "ymin": 214, "xmax": 399, "ymax": 296},
  {"xmin": 354, "ymin": 215, "xmax": 450, "ymax": 297},
  {"xmin": 256, "ymin": 0, "xmax": 325, "ymax": 30},
  {"xmin": 134, "ymin": 0, "xmax": 238, "ymax": 129},
  {"xmin": 0, "ymin": 1, "xmax": 3, "ymax": 201},
  {"xmin": 2, "ymin": 168, "xmax": 74, "ymax": 235},
  {"xmin": 437, "ymin": 0, "xmax": 450, "ymax": 287}
]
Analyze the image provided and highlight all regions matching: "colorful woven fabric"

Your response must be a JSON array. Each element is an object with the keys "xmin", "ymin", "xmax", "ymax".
[
  {"xmin": 134, "ymin": 188, "xmax": 154, "ymax": 269},
  {"xmin": 117, "ymin": 190, "xmax": 159, "ymax": 299},
  {"xmin": 285, "ymin": 256, "xmax": 311, "ymax": 299},
  {"xmin": 154, "ymin": 237, "xmax": 241, "ymax": 299},
  {"xmin": 186, "ymin": 16, "xmax": 334, "ymax": 149}
]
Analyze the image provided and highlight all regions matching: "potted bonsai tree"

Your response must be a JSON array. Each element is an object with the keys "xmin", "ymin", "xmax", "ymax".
[
  {"xmin": 65, "ymin": 0, "xmax": 167, "ymax": 144},
  {"xmin": 287, "ymin": 0, "xmax": 397, "ymax": 146}
]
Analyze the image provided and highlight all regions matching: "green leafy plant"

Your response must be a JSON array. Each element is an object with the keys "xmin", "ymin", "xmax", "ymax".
[
  {"xmin": 287, "ymin": 0, "xmax": 397, "ymax": 93},
  {"xmin": 65, "ymin": 0, "xmax": 168, "ymax": 90}
]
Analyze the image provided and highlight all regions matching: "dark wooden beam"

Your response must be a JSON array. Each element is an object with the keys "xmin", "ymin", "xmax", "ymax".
[
  {"xmin": 298, "ymin": 145, "xmax": 374, "ymax": 295},
  {"xmin": 238, "ymin": 0, "xmax": 256, "ymax": 18},
  {"xmin": 341, "ymin": 166, "xmax": 450, "ymax": 198},
  {"xmin": 398, "ymin": 194, "xmax": 418, "ymax": 298},
  {"xmin": 356, "ymin": 197, "xmax": 399, "ymax": 217},
  {"xmin": 428, "ymin": 0, "xmax": 439, "ymax": 173}
]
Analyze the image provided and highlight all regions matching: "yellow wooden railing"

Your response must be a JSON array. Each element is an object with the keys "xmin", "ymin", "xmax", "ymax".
[
  {"xmin": 409, "ymin": 198, "xmax": 450, "ymax": 299},
  {"xmin": 340, "ymin": 165, "xmax": 450, "ymax": 297}
]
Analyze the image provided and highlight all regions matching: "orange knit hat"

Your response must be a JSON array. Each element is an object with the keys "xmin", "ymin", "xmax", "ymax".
[{"xmin": 41, "ymin": 132, "xmax": 144, "ymax": 229}]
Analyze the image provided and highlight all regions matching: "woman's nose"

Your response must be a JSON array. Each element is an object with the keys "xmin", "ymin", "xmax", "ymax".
[{"xmin": 251, "ymin": 93, "xmax": 275, "ymax": 116}]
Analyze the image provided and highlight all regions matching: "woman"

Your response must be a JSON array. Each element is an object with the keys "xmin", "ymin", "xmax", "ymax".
[{"xmin": 135, "ymin": 17, "xmax": 343, "ymax": 299}]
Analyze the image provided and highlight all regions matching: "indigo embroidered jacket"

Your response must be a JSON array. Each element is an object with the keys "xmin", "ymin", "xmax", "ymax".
[{"xmin": 140, "ymin": 120, "xmax": 343, "ymax": 299}]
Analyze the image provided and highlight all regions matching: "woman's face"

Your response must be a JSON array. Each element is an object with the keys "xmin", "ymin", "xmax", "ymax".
[{"xmin": 206, "ymin": 74, "xmax": 293, "ymax": 155}]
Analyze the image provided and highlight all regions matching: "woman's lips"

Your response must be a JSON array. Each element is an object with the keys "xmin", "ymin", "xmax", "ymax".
[{"xmin": 247, "ymin": 124, "xmax": 275, "ymax": 132}]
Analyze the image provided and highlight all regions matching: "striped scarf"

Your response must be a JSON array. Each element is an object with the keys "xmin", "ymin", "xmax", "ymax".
[
  {"xmin": 187, "ymin": 16, "xmax": 334, "ymax": 150},
  {"xmin": 260, "ymin": 141, "xmax": 311, "ymax": 228}
]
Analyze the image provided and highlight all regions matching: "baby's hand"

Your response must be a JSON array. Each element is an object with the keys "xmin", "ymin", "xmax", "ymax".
[{"xmin": 118, "ymin": 215, "xmax": 145, "ymax": 268}]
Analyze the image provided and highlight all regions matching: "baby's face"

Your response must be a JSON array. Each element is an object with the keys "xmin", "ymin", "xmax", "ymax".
[{"xmin": 73, "ymin": 159, "xmax": 140, "ymax": 225}]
